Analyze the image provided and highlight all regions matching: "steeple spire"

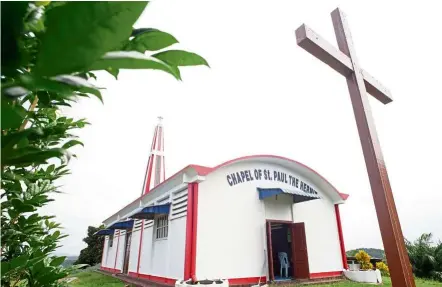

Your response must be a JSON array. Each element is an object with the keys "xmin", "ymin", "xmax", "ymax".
[{"xmin": 141, "ymin": 117, "xmax": 165, "ymax": 195}]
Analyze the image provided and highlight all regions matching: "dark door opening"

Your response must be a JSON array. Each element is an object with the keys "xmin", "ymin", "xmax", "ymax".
[
  {"xmin": 266, "ymin": 221, "xmax": 310, "ymax": 281},
  {"xmin": 122, "ymin": 231, "xmax": 132, "ymax": 274}
]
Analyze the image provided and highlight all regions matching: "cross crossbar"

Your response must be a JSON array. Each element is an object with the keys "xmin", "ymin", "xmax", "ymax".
[{"xmin": 296, "ymin": 24, "xmax": 392, "ymax": 104}]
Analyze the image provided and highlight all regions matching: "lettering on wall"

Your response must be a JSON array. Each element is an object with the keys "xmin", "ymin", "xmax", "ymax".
[{"xmin": 226, "ymin": 168, "xmax": 319, "ymax": 195}]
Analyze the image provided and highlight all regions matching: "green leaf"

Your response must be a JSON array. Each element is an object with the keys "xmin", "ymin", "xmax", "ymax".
[
  {"xmin": 51, "ymin": 230, "xmax": 61, "ymax": 240},
  {"xmin": 47, "ymin": 164, "xmax": 55, "ymax": 173},
  {"xmin": 62, "ymin": 140, "xmax": 84, "ymax": 149},
  {"xmin": 127, "ymin": 28, "xmax": 178, "ymax": 52},
  {"xmin": 2, "ymin": 86, "xmax": 31, "ymax": 98},
  {"xmin": 89, "ymin": 51, "xmax": 181, "ymax": 80},
  {"xmin": 2, "ymin": 147, "xmax": 68, "ymax": 167},
  {"xmin": 19, "ymin": 75, "xmax": 75, "ymax": 99},
  {"xmin": 10, "ymin": 254, "xmax": 29, "ymax": 269},
  {"xmin": 50, "ymin": 256, "xmax": 66, "ymax": 267},
  {"xmin": 35, "ymin": 1, "xmax": 148, "ymax": 76},
  {"xmin": 12, "ymin": 198, "xmax": 36, "ymax": 213},
  {"xmin": 1, "ymin": 2, "xmax": 29, "ymax": 75},
  {"xmin": 1, "ymin": 99, "xmax": 27, "ymax": 130},
  {"xmin": 106, "ymin": 67, "xmax": 120, "ymax": 80},
  {"xmin": 153, "ymin": 50, "xmax": 209, "ymax": 67},
  {"xmin": 1, "ymin": 262, "xmax": 10, "ymax": 274},
  {"xmin": 1, "ymin": 128, "xmax": 43, "ymax": 150},
  {"xmin": 52, "ymin": 75, "xmax": 103, "ymax": 102},
  {"xmin": 20, "ymin": 75, "xmax": 103, "ymax": 102}
]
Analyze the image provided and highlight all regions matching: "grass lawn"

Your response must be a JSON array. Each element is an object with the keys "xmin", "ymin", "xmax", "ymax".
[
  {"xmin": 67, "ymin": 272, "xmax": 442, "ymax": 287},
  {"xmin": 68, "ymin": 271, "xmax": 125, "ymax": 287},
  {"xmin": 281, "ymin": 277, "xmax": 442, "ymax": 287}
]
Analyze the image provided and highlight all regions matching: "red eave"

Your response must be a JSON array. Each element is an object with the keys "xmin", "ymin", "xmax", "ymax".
[{"xmin": 103, "ymin": 155, "xmax": 349, "ymax": 223}]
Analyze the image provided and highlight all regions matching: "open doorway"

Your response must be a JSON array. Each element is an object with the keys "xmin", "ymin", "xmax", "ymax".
[
  {"xmin": 266, "ymin": 221, "xmax": 310, "ymax": 281},
  {"xmin": 122, "ymin": 231, "xmax": 132, "ymax": 274}
]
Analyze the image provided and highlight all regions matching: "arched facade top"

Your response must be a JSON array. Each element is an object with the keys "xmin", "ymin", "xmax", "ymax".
[{"xmin": 196, "ymin": 155, "xmax": 349, "ymax": 203}]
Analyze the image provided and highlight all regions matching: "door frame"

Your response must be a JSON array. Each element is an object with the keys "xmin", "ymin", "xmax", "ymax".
[
  {"xmin": 265, "ymin": 219, "xmax": 294, "ymax": 281},
  {"xmin": 122, "ymin": 231, "xmax": 132, "ymax": 274}
]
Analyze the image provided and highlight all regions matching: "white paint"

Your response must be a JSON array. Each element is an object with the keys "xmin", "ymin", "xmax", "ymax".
[
  {"xmin": 343, "ymin": 270, "xmax": 382, "ymax": 283},
  {"xmin": 264, "ymin": 194, "xmax": 293, "ymax": 221},
  {"xmin": 128, "ymin": 229, "xmax": 141, "ymax": 273},
  {"xmin": 101, "ymin": 236, "xmax": 109, "ymax": 267},
  {"xmin": 196, "ymin": 158, "xmax": 345, "ymax": 280},
  {"xmin": 293, "ymin": 197, "xmax": 343, "ymax": 273},
  {"xmin": 100, "ymin": 155, "xmax": 346, "ymax": 283}
]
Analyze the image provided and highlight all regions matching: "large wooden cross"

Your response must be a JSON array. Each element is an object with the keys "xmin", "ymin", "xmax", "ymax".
[{"xmin": 296, "ymin": 8, "xmax": 415, "ymax": 287}]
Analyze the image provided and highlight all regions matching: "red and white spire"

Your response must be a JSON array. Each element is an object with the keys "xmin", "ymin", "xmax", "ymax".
[{"xmin": 141, "ymin": 116, "xmax": 165, "ymax": 195}]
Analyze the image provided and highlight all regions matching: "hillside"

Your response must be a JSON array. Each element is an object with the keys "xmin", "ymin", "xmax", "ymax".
[{"xmin": 346, "ymin": 248, "xmax": 385, "ymax": 259}]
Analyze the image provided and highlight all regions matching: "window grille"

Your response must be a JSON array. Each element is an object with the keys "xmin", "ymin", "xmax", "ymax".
[{"xmin": 155, "ymin": 214, "xmax": 169, "ymax": 239}]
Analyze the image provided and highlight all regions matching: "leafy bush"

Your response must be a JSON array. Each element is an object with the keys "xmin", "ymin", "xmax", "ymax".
[
  {"xmin": 406, "ymin": 233, "xmax": 442, "ymax": 282},
  {"xmin": 355, "ymin": 250, "xmax": 373, "ymax": 270},
  {"xmin": 1, "ymin": 1, "xmax": 207, "ymax": 286},
  {"xmin": 376, "ymin": 261, "xmax": 390, "ymax": 276},
  {"xmin": 74, "ymin": 226, "xmax": 105, "ymax": 266}
]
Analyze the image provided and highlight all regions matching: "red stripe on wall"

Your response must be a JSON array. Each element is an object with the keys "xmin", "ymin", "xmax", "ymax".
[
  {"xmin": 183, "ymin": 183, "xmax": 193, "ymax": 279},
  {"xmin": 334, "ymin": 204, "xmax": 349, "ymax": 270},
  {"xmin": 191, "ymin": 182, "xmax": 199, "ymax": 280},
  {"xmin": 228, "ymin": 276, "xmax": 267, "ymax": 285},
  {"xmin": 310, "ymin": 271, "xmax": 343, "ymax": 279},
  {"xmin": 184, "ymin": 182, "xmax": 199, "ymax": 280},
  {"xmin": 100, "ymin": 266, "xmax": 121, "ymax": 273},
  {"xmin": 127, "ymin": 273, "xmax": 267, "ymax": 286},
  {"xmin": 128, "ymin": 272, "xmax": 176, "ymax": 285},
  {"xmin": 136, "ymin": 220, "xmax": 145, "ymax": 274}
]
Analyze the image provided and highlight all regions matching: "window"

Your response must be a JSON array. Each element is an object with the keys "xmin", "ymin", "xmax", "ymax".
[
  {"xmin": 155, "ymin": 215, "xmax": 169, "ymax": 239},
  {"xmin": 109, "ymin": 234, "xmax": 114, "ymax": 247}
]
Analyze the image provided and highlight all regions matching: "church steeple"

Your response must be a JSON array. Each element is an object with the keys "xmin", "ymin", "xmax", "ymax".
[{"xmin": 141, "ymin": 117, "xmax": 165, "ymax": 195}]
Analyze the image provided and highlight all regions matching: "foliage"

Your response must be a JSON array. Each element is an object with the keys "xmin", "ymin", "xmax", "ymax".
[
  {"xmin": 1, "ymin": 1, "xmax": 207, "ymax": 286},
  {"xmin": 355, "ymin": 250, "xmax": 373, "ymax": 270},
  {"xmin": 74, "ymin": 226, "xmax": 105, "ymax": 266},
  {"xmin": 66, "ymin": 269, "xmax": 125, "ymax": 287},
  {"xmin": 346, "ymin": 248, "xmax": 385, "ymax": 259},
  {"xmin": 406, "ymin": 233, "xmax": 442, "ymax": 282},
  {"xmin": 376, "ymin": 261, "xmax": 390, "ymax": 277}
]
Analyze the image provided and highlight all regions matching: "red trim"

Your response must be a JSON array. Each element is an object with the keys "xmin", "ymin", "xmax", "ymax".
[
  {"xmin": 184, "ymin": 183, "xmax": 194, "ymax": 279},
  {"xmin": 100, "ymin": 237, "xmax": 106, "ymax": 267},
  {"xmin": 144, "ymin": 127, "xmax": 158, "ymax": 195},
  {"xmin": 334, "ymin": 205, "xmax": 348, "ymax": 269},
  {"xmin": 126, "ymin": 273, "xmax": 267, "ymax": 286},
  {"xmin": 100, "ymin": 266, "xmax": 121, "ymax": 273},
  {"xmin": 184, "ymin": 182, "xmax": 199, "ymax": 280},
  {"xmin": 309, "ymin": 271, "xmax": 343, "ymax": 279},
  {"xmin": 228, "ymin": 276, "xmax": 267, "ymax": 285},
  {"xmin": 113, "ymin": 231, "xmax": 121, "ymax": 270},
  {"xmin": 104, "ymin": 155, "xmax": 349, "ymax": 222},
  {"xmin": 136, "ymin": 220, "xmax": 145, "ymax": 274},
  {"xmin": 191, "ymin": 183, "xmax": 199, "ymax": 280},
  {"xmin": 200, "ymin": 155, "xmax": 349, "ymax": 201},
  {"xmin": 128, "ymin": 272, "xmax": 176, "ymax": 285},
  {"xmin": 103, "ymin": 164, "xmax": 205, "ymax": 222}
]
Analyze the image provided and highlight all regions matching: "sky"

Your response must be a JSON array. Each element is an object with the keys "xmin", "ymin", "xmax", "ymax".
[{"xmin": 45, "ymin": 0, "xmax": 442, "ymax": 256}]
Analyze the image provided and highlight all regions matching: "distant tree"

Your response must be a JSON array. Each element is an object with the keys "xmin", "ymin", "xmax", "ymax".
[
  {"xmin": 75, "ymin": 225, "xmax": 105, "ymax": 266},
  {"xmin": 405, "ymin": 233, "xmax": 442, "ymax": 282},
  {"xmin": 347, "ymin": 248, "xmax": 385, "ymax": 259}
]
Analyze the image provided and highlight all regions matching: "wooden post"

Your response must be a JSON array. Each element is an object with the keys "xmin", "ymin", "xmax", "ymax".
[{"xmin": 296, "ymin": 8, "xmax": 415, "ymax": 287}]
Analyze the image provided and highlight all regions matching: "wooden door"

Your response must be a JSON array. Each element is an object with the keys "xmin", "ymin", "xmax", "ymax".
[
  {"xmin": 122, "ymin": 231, "xmax": 132, "ymax": 274},
  {"xmin": 291, "ymin": 223, "xmax": 310, "ymax": 279},
  {"xmin": 266, "ymin": 221, "xmax": 274, "ymax": 281}
]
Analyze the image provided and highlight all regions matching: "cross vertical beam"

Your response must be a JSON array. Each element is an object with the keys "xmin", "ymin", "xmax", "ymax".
[{"xmin": 296, "ymin": 8, "xmax": 415, "ymax": 287}]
